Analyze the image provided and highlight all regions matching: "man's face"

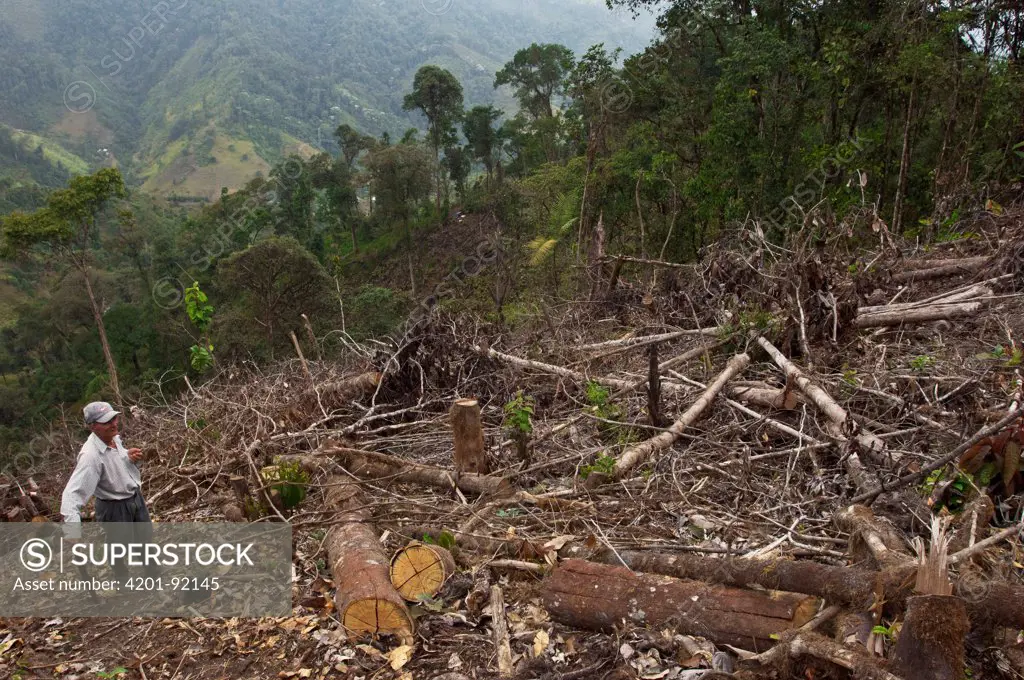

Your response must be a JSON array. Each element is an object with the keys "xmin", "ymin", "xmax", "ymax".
[{"xmin": 90, "ymin": 416, "xmax": 119, "ymax": 445}]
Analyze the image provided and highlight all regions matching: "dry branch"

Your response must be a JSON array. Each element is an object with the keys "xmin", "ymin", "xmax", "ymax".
[
  {"xmin": 490, "ymin": 585, "xmax": 514, "ymax": 677},
  {"xmin": 320, "ymin": 446, "xmax": 512, "ymax": 497},
  {"xmin": 542, "ymin": 559, "xmax": 819, "ymax": 651},
  {"xmin": 589, "ymin": 353, "xmax": 749, "ymax": 485},
  {"xmin": 728, "ymin": 383, "xmax": 798, "ymax": 410},
  {"xmin": 576, "ymin": 328, "xmax": 721, "ymax": 352}
]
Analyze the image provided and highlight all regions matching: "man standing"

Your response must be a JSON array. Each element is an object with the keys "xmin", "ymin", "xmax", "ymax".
[{"xmin": 60, "ymin": 402, "xmax": 152, "ymax": 582}]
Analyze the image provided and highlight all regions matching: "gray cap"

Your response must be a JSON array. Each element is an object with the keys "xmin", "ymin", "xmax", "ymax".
[{"xmin": 84, "ymin": 401, "xmax": 120, "ymax": 425}]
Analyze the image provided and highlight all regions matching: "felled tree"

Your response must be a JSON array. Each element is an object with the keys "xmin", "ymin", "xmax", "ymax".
[
  {"xmin": 0, "ymin": 168, "xmax": 127, "ymax": 405},
  {"xmin": 216, "ymin": 237, "xmax": 331, "ymax": 359}
]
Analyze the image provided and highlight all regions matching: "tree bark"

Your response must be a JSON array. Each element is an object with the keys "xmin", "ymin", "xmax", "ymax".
[
  {"xmin": 890, "ymin": 595, "xmax": 969, "ymax": 680},
  {"xmin": 79, "ymin": 263, "xmax": 122, "ymax": 407},
  {"xmin": 728, "ymin": 383, "xmax": 798, "ymax": 410},
  {"xmin": 284, "ymin": 371, "xmax": 382, "ymax": 426},
  {"xmin": 325, "ymin": 478, "xmax": 414, "ymax": 641},
  {"xmin": 450, "ymin": 399, "xmax": 489, "ymax": 474},
  {"xmin": 542, "ymin": 559, "xmax": 820, "ymax": 651}
]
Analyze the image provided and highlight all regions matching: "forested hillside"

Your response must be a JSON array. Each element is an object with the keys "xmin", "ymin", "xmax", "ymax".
[
  {"xmin": 2, "ymin": 1, "xmax": 1024, "ymax": 677},
  {"xmin": 0, "ymin": 0, "xmax": 653, "ymax": 199}
]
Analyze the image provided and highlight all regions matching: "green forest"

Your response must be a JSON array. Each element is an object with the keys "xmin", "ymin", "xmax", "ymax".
[{"xmin": 2, "ymin": 0, "xmax": 1023, "ymax": 464}]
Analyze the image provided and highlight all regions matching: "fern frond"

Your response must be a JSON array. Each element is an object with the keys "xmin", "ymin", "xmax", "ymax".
[{"xmin": 527, "ymin": 237, "xmax": 558, "ymax": 266}]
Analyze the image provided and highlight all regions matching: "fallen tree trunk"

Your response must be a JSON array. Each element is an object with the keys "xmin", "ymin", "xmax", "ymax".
[
  {"xmin": 542, "ymin": 559, "xmax": 820, "ymax": 651},
  {"xmin": 858, "ymin": 283, "xmax": 994, "ymax": 315},
  {"xmin": 586, "ymin": 353, "xmax": 749, "ymax": 486},
  {"xmin": 728, "ymin": 382, "xmax": 798, "ymax": 410},
  {"xmin": 283, "ymin": 371, "xmax": 382, "ymax": 426},
  {"xmin": 326, "ymin": 477, "xmax": 414, "ymax": 641},
  {"xmin": 757, "ymin": 337, "xmax": 887, "ymax": 489},
  {"xmin": 892, "ymin": 257, "xmax": 988, "ymax": 283},
  {"xmin": 320, "ymin": 446, "xmax": 512, "ymax": 497},
  {"xmin": 472, "ymin": 344, "xmax": 690, "ymax": 394},
  {"xmin": 593, "ymin": 548, "xmax": 1024, "ymax": 629},
  {"xmin": 399, "ymin": 526, "xmax": 552, "ymax": 561},
  {"xmin": 854, "ymin": 300, "xmax": 984, "ymax": 329}
]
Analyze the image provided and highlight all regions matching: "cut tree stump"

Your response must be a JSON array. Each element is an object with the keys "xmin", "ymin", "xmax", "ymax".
[
  {"xmin": 390, "ymin": 541, "xmax": 458, "ymax": 602},
  {"xmin": 891, "ymin": 595, "xmax": 969, "ymax": 680},
  {"xmin": 450, "ymin": 399, "xmax": 489, "ymax": 474},
  {"xmin": 321, "ymin": 446, "xmax": 512, "ymax": 497},
  {"xmin": 542, "ymin": 559, "xmax": 820, "ymax": 651},
  {"xmin": 326, "ymin": 477, "xmax": 414, "ymax": 641}
]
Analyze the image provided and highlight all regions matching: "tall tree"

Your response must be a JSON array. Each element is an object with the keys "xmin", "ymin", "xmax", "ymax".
[
  {"xmin": 403, "ymin": 65, "xmax": 464, "ymax": 213},
  {"xmin": 310, "ymin": 152, "xmax": 359, "ymax": 253},
  {"xmin": 494, "ymin": 43, "xmax": 575, "ymax": 120},
  {"xmin": 364, "ymin": 142, "xmax": 433, "ymax": 295},
  {"xmin": 217, "ymin": 237, "xmax": 331, "ymax": 359},
  {"xmin": 463, "ymin": 105, "xmax": 503, "ymax": 184},
  {"xmin": 334, "ymin": 124, "xmax": 374, "ymax": 170},
  {"xmin": 0, "ymin": 168, "xmax": 128, "ymax": 405}
]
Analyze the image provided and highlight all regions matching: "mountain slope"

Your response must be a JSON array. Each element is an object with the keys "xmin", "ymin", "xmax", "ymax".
[{"xmin": 0, "ymin": 0, "xmax": 654, "ymax": 198}]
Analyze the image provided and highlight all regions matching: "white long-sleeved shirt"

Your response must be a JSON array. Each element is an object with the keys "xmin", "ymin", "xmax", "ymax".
[{"xmin": 60, "ymin": 433, "xmax": 142, "ymax": 536}]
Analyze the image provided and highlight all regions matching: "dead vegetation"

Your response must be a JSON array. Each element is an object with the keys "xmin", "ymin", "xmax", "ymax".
[{"xmin": 2, "ymin": 207, "xmax": 1024, "ymax": 680}]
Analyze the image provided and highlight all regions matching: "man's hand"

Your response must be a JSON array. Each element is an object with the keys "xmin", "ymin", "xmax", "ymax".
[{"xmin": 128, "ymin": 448, "xmax": 144, "ymax": 462}]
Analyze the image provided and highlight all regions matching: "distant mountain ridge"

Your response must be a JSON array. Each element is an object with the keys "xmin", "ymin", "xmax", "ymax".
[{"xmin": 0, "ymin": 0, "xmax": 655, "ymax": 199}]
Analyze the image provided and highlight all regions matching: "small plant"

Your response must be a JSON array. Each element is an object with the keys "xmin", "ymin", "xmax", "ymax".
[
  {"xmin": 976, "ymin": 344, "xmax": 1023, "ymax": 368},
  {"xmin": 96, "ymin": 668, "xmax": 129, "ymax": 680},
  {"xmin": 185, "ymin": 281, "xmax": 215, "ymax": 373},
  {"xmin": 421, "ymin": 530, "xmax": 456, "ymax": 550},
  {"xmin": 580, "ymin": 453, "xmax": 617, "ymax": 480},
  {"xmin": 585, "ymin": 381, "xmax": 610, "ymax": 408},
  {"xmin": 871, "ymin": 622, "xmax": 900, "ymax": 641},
  {"xmin": 503, "ymin": 391, "xmax": 535, "ymax": 464},
  {"xmin": 909, "ymin": 355, "xmax": 934, "ymax": 372},
  {"xmin": 261, "ymin": 461, "xmax": 310, "ymax": 509},
  {"xmin": 841, "ymin": 364, "xmax": 859, "ymax": 386}
]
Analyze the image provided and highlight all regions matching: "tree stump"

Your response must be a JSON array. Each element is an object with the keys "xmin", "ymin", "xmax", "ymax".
[
  {"xmin": 390, "ymin": 541, "xmax": 457, "ymax": 602},
  {"xmin": 450, "ymin": 399, "xmax": 489, "ymax": 474},
  {"xmin": 890, "ymin": 595, "xmax": 969, "ymax": 680},
  {"xmin": 326, "ymin": 478, "xmax": 414, "ymax": 641}
]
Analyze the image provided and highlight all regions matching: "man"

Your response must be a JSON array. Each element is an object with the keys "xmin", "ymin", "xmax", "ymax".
[{"xmin": 60, "ymin": 402, "xmax": 152, "ymax": 581}]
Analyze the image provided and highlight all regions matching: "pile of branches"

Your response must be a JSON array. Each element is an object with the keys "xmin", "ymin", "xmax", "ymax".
[{"xmin": 5, "ymin": 207, "xmax": 1024, "ymax": 680}]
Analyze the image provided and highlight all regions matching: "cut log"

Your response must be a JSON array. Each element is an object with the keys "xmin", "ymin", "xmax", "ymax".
[
  {"xmin": 858, "ymin": 283, "xmax": 993, "ymax": 315},
  {"xmin": 321, "ymin": 446, "xmax": 512, "ymax": 497},
  {"xmin": 594, "ymin": 550, "xmax": 914, "ymax": 616},
  {"xmin": 543, "ymin": 559, "xmax": 820, "ymax": 651},
  {"xmin": 588, "ymin": 353, "xmax": 749, "ymax": 485},
  {"xmin": 577, "ymin": 327, "xmax": 721, "ymax": 352},
  {"xmin": 728, "ymin": 383, "xmax": 798, "ymax": 410},
  {"xmin": 892, "ymin": 257, "xmax": 988, "ymax": 283},
  {"xmin": 326, "ymin": 477, "xmax": 414, "ymax": 641},
  {"xmin": 450, "ymin": 399, "xmax": 489, "ymax": 474},
  {"xmin": 399, "ymin": 526, "xmax": 551, "ymax": 561},
  {"xmin": 855, "ymin": 300, "xmax": 984, "ymax": 328},
  {"xmin": 390, "ymin": 541, "xmax": 458, "ymax": 602}
]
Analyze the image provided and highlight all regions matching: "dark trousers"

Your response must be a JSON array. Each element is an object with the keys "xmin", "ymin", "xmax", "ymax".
[{"xmin": 96, "ymin": 490, "xmax": 157, "ymax": 579}]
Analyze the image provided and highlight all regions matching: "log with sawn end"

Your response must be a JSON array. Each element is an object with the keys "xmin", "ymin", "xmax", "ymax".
[
  {"xmin": 542, "ymin": 559, "xmax": 820, "ymax": 651},
  {"xmin": 326, "ymin": 476, "xmax": 414, "ymax": 642}
]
